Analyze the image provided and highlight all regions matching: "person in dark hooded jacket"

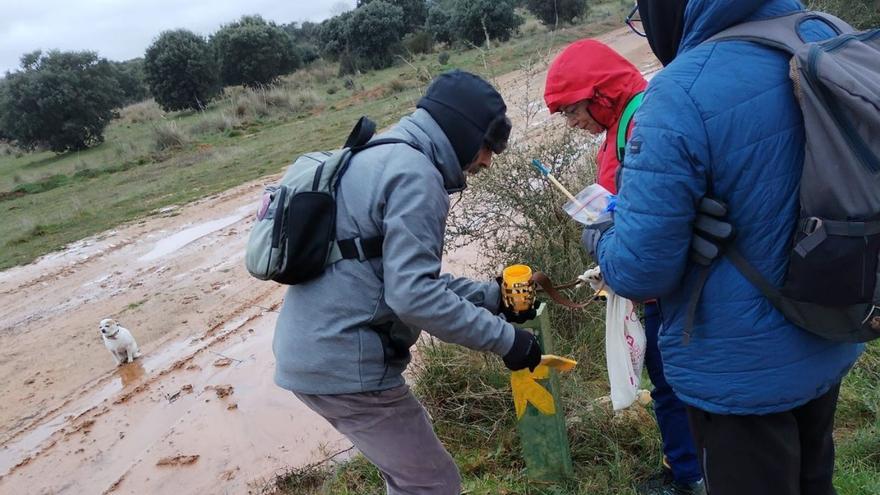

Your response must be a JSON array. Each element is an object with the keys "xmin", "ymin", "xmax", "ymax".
[
  {"xmin": 274, "ymin": 71, "xmax": 543, "ymax": 495},
  {"xmin": 582, "ymin": 1, "xmax": 863, "ymax": 494},
  {"xmin": 544, "ymin": 39, "xmax": 703, "ymax": 495}
]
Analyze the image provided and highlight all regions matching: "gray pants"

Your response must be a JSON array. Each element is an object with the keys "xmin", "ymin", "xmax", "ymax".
[{"xmin": 294, "ymin": 385, "xmax": 461, "ymax": 495}]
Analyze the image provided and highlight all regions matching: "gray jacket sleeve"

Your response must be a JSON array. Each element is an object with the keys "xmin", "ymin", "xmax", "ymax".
[
  {"xmin": 380, "ymin": 166, "xmax": 514, "ymax": 357},
  {"xmin": 438, "ymin": 274, "xmax": 502, "ymax": 314}
]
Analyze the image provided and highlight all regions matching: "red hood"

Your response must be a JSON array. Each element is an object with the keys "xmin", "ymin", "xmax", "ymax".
[{"xmin": 544, "ymin": 39, "xmax": 647, "ymax": 130}]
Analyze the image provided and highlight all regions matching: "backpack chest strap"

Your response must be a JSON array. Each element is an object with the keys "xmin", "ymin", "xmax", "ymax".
[{"xmin": 327, "ymin": 236, "xmax": 384, "ymax": 265}]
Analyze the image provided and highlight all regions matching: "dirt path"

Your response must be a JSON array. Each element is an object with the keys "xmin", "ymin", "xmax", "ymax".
[{"xmin": 0, "ymin": 27, "xmax": 654, "ymax": 494}]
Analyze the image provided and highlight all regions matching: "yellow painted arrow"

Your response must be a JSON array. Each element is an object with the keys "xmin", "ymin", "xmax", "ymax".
[
  {"xmin": 540, "ymin": 354, "xmax": 578, "ymax": 372},
  {"xmin": 511, "ymin": 355, "xmax": 578, "ymax": 419}
]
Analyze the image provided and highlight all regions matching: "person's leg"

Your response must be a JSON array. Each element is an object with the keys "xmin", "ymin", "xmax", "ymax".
[
  {"xmin": 686, "ymin": 406, "xmax": 800, "ymax": 495},
  {"xmin": 295, "ymin": 385, "xmax": 461, "ymax": 495},
  {"xmin": 643, "ymin": 303, "xmax": 702, "ymax": 485},
  {"xmin": 795, "ymin": 384, "xmax": 841, "ymax": 495}
]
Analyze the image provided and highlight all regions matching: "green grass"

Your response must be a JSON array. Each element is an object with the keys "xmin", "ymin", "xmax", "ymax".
[
  {"xmin": 0, "ymin": 6, "xmax": 623, "ymax": 271},
  {"xmin": 833, "ymin": 343, "xmax": 880, "ymax": 494},
  {"xmin": 268, "ymin": 329, "xmax": 880, "ymax": 495},
  {"xmin": 125, "ymin": 299, "xmax": 148, "ymax": 311},
  {"xmin": 342, "ymin": 312, "xmax": 661, "ymax": 495}
]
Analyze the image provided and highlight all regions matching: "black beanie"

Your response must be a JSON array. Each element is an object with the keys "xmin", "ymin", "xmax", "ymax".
[{"xmin": 417, "ymin": 70, "xmax": 510, "ymax": 169}]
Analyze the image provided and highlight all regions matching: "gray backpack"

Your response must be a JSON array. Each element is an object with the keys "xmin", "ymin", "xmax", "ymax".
[
  {"xmin": 698, "ymin": 12, "xmax": 880, "ymax": 342},
  {"xmin": 245, "ymin": 117, "xmax": 418, "ymax": 284}
]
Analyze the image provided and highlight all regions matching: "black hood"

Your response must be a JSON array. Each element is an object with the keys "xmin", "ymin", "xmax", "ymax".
[{"xmin": 637, "ymin": 0, "xmax": 689, "ymax": 66}]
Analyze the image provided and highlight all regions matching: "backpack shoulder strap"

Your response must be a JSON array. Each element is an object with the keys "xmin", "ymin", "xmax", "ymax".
[
  {"xmin": 707, "ymin": 11, "xmax": 854, "ymax": 54},
  {"xmin": 325, "ymin": 137, "xmax": 425, "ymax": 266},
  {"xmin": 616, "ymin": 91, "xmax": 644, "ymax": 163},
  {"xmin": 334, "ymin": 137, "xmax": 423, "ymax": 190},
  {"xmin": 344, "ymin": 116, "xmax": 377, "ymax": 148},
  {"xmin": 684, "ymin": 242, "xmax": 812, "ymax": 343},
  {"xmin": 725, "ymin": 244, "xmax": 878, "ymax": 342}
]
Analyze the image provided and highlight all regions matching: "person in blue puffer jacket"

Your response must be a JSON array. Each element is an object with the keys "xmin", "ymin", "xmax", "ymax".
[{"xmin": 582, "ymin": 1, "xmax": 864, "ymax": 493}]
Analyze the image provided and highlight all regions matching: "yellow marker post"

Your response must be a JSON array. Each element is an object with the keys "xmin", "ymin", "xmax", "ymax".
[{"xmin": 511, "ymin": 303, "xmax": 575, "ymax": 482}]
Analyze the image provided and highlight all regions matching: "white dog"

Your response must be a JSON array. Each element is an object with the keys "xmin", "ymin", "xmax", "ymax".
[{"xmin": 99, "ymin": 318, "xmax": 141, "ymax": 365}]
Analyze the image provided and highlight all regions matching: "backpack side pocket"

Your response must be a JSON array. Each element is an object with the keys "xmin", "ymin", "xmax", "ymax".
[{"xmin": 274, "ymin": 191, "xmax": 336, "ymax": 285}]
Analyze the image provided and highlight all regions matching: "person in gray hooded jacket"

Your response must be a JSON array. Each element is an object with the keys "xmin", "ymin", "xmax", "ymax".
[{"xmin": 273, "ymin": 70, "xmax": 542, "ymax": 495}]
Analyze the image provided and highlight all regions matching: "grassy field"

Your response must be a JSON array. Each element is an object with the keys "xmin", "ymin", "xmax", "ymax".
[
  {"xmin": 0, "ymin": 3, "xmax": 628, "ymax": 271},
  {"xmin": 319, "ymin": 344, "xmax": 879, "ymax": 495},
  {"xmin": 270, "ymin": 312, "xmax": 880, "ymax": 494}
]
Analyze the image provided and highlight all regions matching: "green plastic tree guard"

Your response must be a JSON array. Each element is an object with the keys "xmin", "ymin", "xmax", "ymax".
[{"xmin": 514, "ymin": 302, "xmax": 574, "ymax": 482}]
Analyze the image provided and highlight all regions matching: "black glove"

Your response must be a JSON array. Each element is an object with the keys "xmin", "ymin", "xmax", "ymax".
[
  {"xmin": 502, "ymin": 300, "xmax": 538, "ymax": 324},
  {"xmin": 582, "ymin": 220, "xmax": 614, "ymax": 260},
  {"xmin": 496, "ymin": 277, "xmax": 538, "ymax": 324},
  {"xmin": 690, "ymin": 197, "xmax": 736, "ymax": 266},
  {"xmin": 503, "ymin": 329, "xmax": 543, "ymax": 371}
]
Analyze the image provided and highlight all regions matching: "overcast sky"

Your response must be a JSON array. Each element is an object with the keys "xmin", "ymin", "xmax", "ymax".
[{"xmin": 0, "ymin": 0, "xmax": 355, "ymax": 74}]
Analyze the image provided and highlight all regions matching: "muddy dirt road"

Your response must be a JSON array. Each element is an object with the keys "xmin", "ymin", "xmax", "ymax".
[{"xmin": 0, "ymin": 27, "xmax": 654, "ymax": 494}]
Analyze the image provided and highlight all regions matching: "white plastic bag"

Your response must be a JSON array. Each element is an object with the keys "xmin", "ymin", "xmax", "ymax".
[
  {"xmin": 604, "ymin": 288, "xmax": 646, "ymax": 411},
  {"xmin": 578, "ymin": 267, "xmax": 646, "ymax": 410}
]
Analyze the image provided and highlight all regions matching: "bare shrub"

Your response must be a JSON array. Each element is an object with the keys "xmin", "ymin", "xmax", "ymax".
[
  {"xmin": 291, "ymin": 90, "xmax": 320, "ymax": 112},
  {"xmin": 152, "ymin": 121, "xmax": 188, "ymax": 151},
  {"xmin": 264, "ymin": 87, "xmax": 294, "ymax": 110},
  {"xmin": 387, "ymin": 78, "xmax": 409, "ymax": 94},
  {"xmin": 520, "ymin": 16, "xmax": 548, "ymax": 36},
  {"xmin": 283, "ymin": 63, "xmax": 337, "ymax": 87},
  {"xmin": 112, "ymin": 141, "xmax": 145, "ymax": 162},
  {"xmin": 118, "ymin": 100, "xmax": 164, "ymax": 125},
  {"xmin": 190, "ymin": 113, "xmax": 240, "ymax": 135},
  {"xmin": 223, "ymin": 86, "xmax": 247, "ymax": 99},
  {"xmin": 231, "ymin": 85, "xmax": 320, "ymax": 120},
  {"xmin": 234, "ymin": 90, "xmax": 271, "ymax": 118},
  {"xmin": 310, "ymin": 64, "xmax": 336, "ymax": 85},
  {"xmin": 446, "ymin": 128, "xmax": 599, "ymax": 334},
  {"xmin": 0, "ymin": 141, "xmax": 23, "ymax": 156}
]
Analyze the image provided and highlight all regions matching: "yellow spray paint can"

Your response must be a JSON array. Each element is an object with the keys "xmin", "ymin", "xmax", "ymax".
[{"xmin": 502, "ymin": 264, "xmax": 536, "ymax": 313}]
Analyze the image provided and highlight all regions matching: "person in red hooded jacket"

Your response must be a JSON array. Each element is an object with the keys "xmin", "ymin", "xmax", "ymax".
[
  {"xmin": 545, "ymin": 39, "xmax": 704, "ymax": 495},
  {"xmin": 545, "ymin": 39, "xmax": 646, "ymax": 195}
]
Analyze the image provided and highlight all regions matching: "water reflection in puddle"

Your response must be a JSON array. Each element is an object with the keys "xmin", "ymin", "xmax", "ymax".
[{"xmin": 139, "ymin": 214, "xmax": 244, "ymax": 262}]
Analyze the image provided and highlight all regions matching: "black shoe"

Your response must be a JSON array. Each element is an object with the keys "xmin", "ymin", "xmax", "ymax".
[{"xmin": 637, "ymin": 469, "xmax": 706, "ymax": 495}]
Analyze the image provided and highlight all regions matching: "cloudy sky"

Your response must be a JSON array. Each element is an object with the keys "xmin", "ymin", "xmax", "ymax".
[{"xmin": 0, "ymin": 0, "xmax": 355, "ymax": 74}]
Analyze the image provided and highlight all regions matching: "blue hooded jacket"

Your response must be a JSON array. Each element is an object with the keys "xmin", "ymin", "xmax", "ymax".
[{"xmin": 596, "ymin": 0, "xmax": 863, "ymax": 415}]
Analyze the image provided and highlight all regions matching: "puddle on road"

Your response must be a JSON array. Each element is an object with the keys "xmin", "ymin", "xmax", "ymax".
[
  {"xmin": 118, "ymin": 360, "xmax": 145, "ymax": 387},
  {"xmin": 0, "ymin": 318, "xmax": 348, "ymax": 495},
  {"xmin": 0, "ymin": 338, "xmax": 194, "ymax": 476},
  {"xmin": 0, "ymin": 311, "xmax": 258, "ymax": 477},
  {"xmin": 139, "ymin": 214, "xmax": 245, "ymax": 262}
]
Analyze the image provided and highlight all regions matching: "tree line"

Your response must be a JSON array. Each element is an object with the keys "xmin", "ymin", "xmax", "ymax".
[{"xmin": 0, "ymin": 0, "xmax": 591, "ymax": 153}]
